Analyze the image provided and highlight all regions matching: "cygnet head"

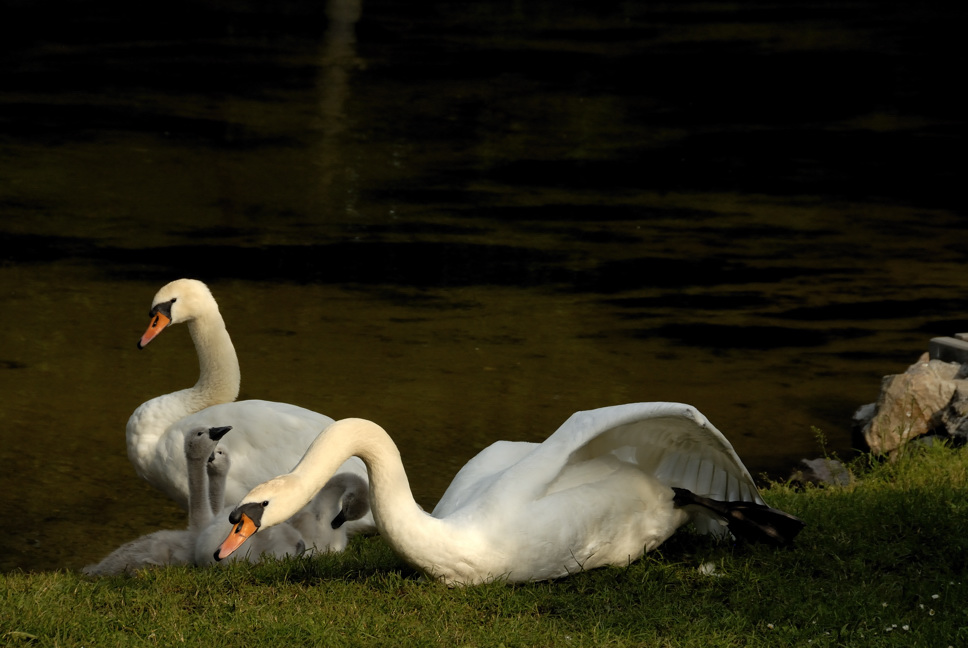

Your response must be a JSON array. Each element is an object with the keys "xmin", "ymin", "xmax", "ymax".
[
  {"xmin": 288, "ymin": 472, "xmax": 371, "ymax": 555},
  {"xmin": 328, "ymin": 474, "xmax": 370, "ymax": 529},
  {"xmin": 207, "ymin": 447, "xmax": 230, "ymax": 477},
  {"xmin": 184, "ymin": 425, "xmax": 232, "ymax": 462},
  {"xmin": 139, "ymin": 278, "xmax": 217, "ymax": 348}
]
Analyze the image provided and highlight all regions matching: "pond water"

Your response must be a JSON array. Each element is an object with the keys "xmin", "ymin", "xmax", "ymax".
[{"xmin": 1, "ymin": 0, "xmax": 965, "ymax": 572}]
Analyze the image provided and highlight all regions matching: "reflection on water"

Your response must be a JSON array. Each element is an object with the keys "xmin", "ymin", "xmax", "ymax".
[{"xmin": 1, "ymin": 0, "xmax": 965, "ymax": 572}]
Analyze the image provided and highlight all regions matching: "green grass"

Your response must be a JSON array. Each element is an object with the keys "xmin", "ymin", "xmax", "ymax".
[{"xmin": 4, "ymin": 443, "xmax": 968, "ymax": 647}]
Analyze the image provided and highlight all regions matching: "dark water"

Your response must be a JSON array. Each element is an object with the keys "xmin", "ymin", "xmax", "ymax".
[{"xmin": 1, "ymin": 0, "xmax": 965, "ymax": 572}]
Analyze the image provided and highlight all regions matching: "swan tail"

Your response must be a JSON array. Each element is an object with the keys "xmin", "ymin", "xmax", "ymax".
[{"xmin": 672, "ymin": 487, "xmax": 805, "ymax": 546}]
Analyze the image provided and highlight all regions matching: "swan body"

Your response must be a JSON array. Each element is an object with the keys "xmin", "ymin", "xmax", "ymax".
[
  {"xmin": 126, "ymin": 278, "xmax": 374, "ymax": 535},
  {"xmin": 217, "ymin": 402, "xmax": 803, "ymax": 585},
  {"xmin": 194, "ymin": 444, "xmax": 306, "ymax": 566},
  {"xmin": 83, "ymin": 426, "xmax": 231, "ymax": 576},
  {"xmin": 290, "ymin": 473, "xmax": 371, "ymax": 554}
]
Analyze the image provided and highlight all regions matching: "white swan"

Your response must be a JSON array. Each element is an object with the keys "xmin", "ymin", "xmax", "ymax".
[
  {"xmin": 126, "ymin": 278, "xmax": 374, "ymax": 535},
  {"xmin": 216, "ymin": 402, "xmax": 804, "ymax": 585},
  {"xmin": 83, "ymin": 426, "xmax": 231, "ymax": 576},
  {"xmin": 290, "ymin": 473, "xmax": 371, "ymax": 554},
  {"xmin": 194, "ymin": 445, "xmax": 306, "ymax": 566}
]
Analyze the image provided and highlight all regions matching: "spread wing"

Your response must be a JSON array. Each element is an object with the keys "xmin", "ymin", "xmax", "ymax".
[
  {"xmin": 432, "ymin": 402, "xmax": 764, "ymax": 534},
  {"xmin": 555, "ymin": 402, "xmax": 763, "ymax": 504}
]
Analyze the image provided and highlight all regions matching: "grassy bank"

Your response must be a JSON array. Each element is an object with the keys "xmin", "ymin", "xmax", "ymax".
[{"xmin": 3, "ymin": 443, "xmax": 967, "ymax": 647}]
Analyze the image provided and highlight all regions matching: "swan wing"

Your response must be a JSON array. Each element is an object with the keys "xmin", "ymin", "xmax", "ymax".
[
  {"xmin": 433, "ymin": 402, "xmax": 762, "ymax": 530},
  {"xmin": 431, "ymin": 440, "xmax": 537, "ymax": 517},
  {"xmin": 552, "ymin": 401, "xmax": 763, "ymax": 504},
  {"xmin": 463, "ymin": 402, "xmax": 762, "ymax": 536}
]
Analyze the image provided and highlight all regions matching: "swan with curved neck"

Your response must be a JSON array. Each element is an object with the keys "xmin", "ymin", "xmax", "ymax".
[
  {"xmin": 217, "ymin": 403, "xmax": 804, "ymax": 585},
  {"xmin": 126, "ymin": 278, "xmax": 374, "ymax": 536}
]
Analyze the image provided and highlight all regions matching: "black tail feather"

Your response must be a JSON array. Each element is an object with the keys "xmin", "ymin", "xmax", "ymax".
[{"xmin": 672, "ymin": 487, "xmax": 805, "ymax": 546}]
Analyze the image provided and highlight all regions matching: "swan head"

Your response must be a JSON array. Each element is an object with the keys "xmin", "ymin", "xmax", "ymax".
[
  {"xmin": 138, "ymin": 278, "xmax": 217, "ymax": 348},
  {"xmin": 215, "ymin": 473, "xmax": 307, "ymax": 561},
  {"xmin": 216, "ymin": 419, "xmax": 379, "ymax": 561}
]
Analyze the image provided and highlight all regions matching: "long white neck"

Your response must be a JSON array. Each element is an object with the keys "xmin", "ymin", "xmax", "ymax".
[
  {"xmin": 257, "ymin": 419, "xmax": 449, "ymax": 572},
  {"xmin": 183, "ymin": 307, "xmax": 241, "ymax": 411}
]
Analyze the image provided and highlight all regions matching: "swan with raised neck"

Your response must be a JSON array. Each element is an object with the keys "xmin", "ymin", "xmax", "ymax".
[
  {"xmin": 127, "ymin": 280, "xmax": 239, "ymax": 476},
  {"xmin": 125, "ymin": 279, "xmax": 374, "ymax": 537}
]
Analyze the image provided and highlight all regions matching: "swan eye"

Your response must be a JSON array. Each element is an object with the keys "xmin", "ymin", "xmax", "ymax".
[
  {"xmin": 261, "ymin": 501, "xmax": 269, "ymax": 507},
  {"xmin": 148, "ymin": 298, "xmax": 177, "ymax": 321}
]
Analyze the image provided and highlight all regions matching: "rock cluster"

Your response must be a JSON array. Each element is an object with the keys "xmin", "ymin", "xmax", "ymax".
[
  {"xmin": 793, "ymin": 336, "xmax": 968, "ymax": 487},
  {"xmin": 855, "ymin": 336, "xmax": 968, "ymax": 456}
]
